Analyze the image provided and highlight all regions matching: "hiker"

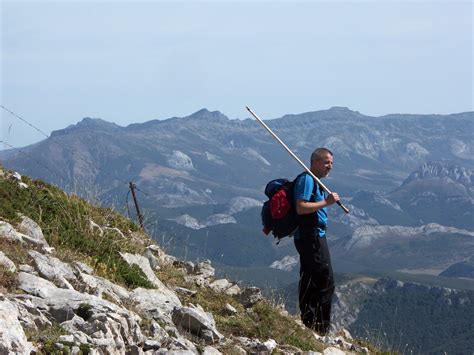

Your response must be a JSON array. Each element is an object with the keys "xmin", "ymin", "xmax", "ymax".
[{"xmin": 294, "ymin": 147, "xmax": 340, "ymax": 335}]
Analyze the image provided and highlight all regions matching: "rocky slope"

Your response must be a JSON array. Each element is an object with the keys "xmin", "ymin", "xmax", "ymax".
[{"xmin": 0, "ymin": 168, "xmax": 369, "ymax": 354}]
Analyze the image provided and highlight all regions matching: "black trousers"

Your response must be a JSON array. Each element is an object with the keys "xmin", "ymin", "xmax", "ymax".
[{"xmin": 294, "ymin": 229, "xmax": 335, "ymax": 335}]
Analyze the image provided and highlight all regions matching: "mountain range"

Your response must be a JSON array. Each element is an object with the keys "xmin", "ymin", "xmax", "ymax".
[{"xmin": 2, "ymin": 107, "xmax": 473, "ymax": 283}]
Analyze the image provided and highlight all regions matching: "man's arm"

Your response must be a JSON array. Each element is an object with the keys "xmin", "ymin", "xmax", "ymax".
[{"xmin": 296, "ymin": 193, "xmax": 340, "ymax": 215}]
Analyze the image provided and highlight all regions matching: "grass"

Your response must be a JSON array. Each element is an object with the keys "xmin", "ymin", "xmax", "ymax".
[
  {"xmin": 0, "ymin": 265, "xmax": 18, "ymax": 293},
  {"xmin": 26, "ymin": 322, "xmax": 69, "ymax": 354},
  {"xmin": 0, "ymin": 172, "xmax": 153, "ymax": 289}
]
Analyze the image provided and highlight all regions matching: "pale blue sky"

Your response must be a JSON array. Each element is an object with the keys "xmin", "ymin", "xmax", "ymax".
[{"xmin": 1, "ymin": 1, "xmax": 472, "ymax": 148}]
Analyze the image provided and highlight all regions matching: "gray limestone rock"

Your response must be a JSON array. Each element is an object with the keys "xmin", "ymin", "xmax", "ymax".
[
  {"xmin": 73, "ymin": 261, "xmax": 94, "ymax": 275},
  {"xmin": 322, "ymin": 347, "xmax": 346, "ymax": 355},
  {"xmin": 18, "ymin": 264, "xmax": 35, "ymax": 273},
  {"xmin": 0, "ymin": 251, "xmax": 16, "ymax": 273},
  {"xmin": 172, "ymin": 304, "xmax": 224, "ymax": 344},
  {"xmin": 236, "ymin": 286, "xmax": 264, "ymax": 308},
  {"xmin": 17, "ymin": 272, "xmax": 144, "ymax": 350},
  {"xmin": 146, "ymin": 245, "xmax": 176, "ymax": 268},
  {"xmin": 222, "ymin": 303, "xmax": 238, "ymax": 316},
  {"xmin": 202, "ymin": 345, "xmax": 222, "ymax": 354},
  {"xmin": 0, "ymin": 221, "xmax": 25, "ymax": 243},
  {"xmin": 224, "ymin": 284, "xmax": 241, "ymax": 296},
  {"xmin": 0, "ymin": 298, "xmax": 36, "ymax": 354},
  {"xmin": 129, "ymin": 287, "xmax": 182, "ymax": 325},
  {"xmin": 17, "ymin": 215, "xmax": 49, "ymax": 247},
  {"xmin": 28, "ymin": 250, "xmax": 77, "ymax": 289},
  {"xmin": 77, "ymin": 272, "xmax": 130, "ymax": 303},
  {"xmin": 209, "ymin": 279, "xmax": 233, "ymax": 293}
]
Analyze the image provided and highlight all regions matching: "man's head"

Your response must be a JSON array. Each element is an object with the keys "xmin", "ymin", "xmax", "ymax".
[{"xmin": 310, "ymin": 147, "xmax": 334, "ymax": 178}]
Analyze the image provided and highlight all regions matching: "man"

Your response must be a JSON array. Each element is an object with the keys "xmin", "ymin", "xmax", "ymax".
[{"xmin": 294, "ymin": 147, "xmax": 340, "ymax": 335}]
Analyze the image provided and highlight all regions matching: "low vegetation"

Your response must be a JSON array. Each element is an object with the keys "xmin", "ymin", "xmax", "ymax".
[{"xmin": 0, "ymin": 172, "xmax": 153, "ymax": 289}]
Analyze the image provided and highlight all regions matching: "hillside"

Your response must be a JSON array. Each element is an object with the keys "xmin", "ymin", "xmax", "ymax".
[{"xmin": 0, "ymin": 167, "xmax": 371, "ymax": 354}]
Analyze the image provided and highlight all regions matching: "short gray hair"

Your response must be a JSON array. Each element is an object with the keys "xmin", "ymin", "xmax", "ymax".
[{"xmin": 311, "ymin": 147, "xmax": 333, "ymax": 163}]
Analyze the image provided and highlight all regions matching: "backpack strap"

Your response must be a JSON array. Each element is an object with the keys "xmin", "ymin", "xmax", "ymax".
[{"xmin": 295, "ymin": 172, "xmax": 324, "ymax": 229}]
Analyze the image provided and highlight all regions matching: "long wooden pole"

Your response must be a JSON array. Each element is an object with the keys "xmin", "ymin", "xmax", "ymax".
[{"xmin": 246, "ymin": 106, "xmax": 350, "ymax": 214}]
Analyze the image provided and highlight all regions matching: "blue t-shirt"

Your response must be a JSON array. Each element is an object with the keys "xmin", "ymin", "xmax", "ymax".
[{"xmin": 294, "ymin": 173, "xmax": 328, "ymax": 238}]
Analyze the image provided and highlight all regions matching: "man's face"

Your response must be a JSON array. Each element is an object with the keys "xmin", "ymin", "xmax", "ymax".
[{"xmin": 311, "ymin": 153, "xmax": 333, "ymax": 178}]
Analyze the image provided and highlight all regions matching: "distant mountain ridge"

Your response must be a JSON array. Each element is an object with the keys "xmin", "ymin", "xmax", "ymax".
[
  {"xmin": 4, "ymin": 108, "xmax": 473, "ymax": 203},
  {"xmin": 2, "ymin": 107, "xmax": 473, "ymax": 278}
]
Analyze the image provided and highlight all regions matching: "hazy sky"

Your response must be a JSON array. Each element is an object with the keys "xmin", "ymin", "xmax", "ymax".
[{"xmin": 1, "ymin": 1, "xmax": 472, "ymax": 149}]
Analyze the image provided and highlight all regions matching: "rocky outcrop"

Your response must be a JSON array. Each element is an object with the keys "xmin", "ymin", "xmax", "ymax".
[{"xmin": 0, "ymin": 297, "xmax": 36, "ymax": 354}]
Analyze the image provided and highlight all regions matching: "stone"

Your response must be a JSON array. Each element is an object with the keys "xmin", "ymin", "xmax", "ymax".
[
  {"xmin": 0, "ymin": 221, "xmax": 25, "ymax": 243},
  {"xmin": 173, "ymin": 286, "xmax": 197, "ymax": 297},
  {"xmin": 144, "ymin": 248, "xmax": 161, "ymax": 271},
  {"xmin": 236, "ymin": 286, "xmax": 264, "ymax": 307},
  {"xmin": 194, "ymin": 260, "xmax": 215, "ymax": 279},
  {"xmin": 143, "ymin": 339, "xmax": 161, "ymax": 351},
  {"xmin": 73, "ymin": 261, "xmax": 94, "ymax": 275},
  {"xmin": 341, "ymin": 328, "xmax": 353, "ymax": 340},
  {"xmin": 58, "ymin": 334, "xmax": 75, "ymax": 343},
  {"xmin": 323, "ymin": 347, "xmax": 346, "ymax": 355},
  {"xmin": 224, "ymin": 284, "xmax": 241, "ymax": 296},
  {"xmin": 0, "ymin": 251, "xmax": 16, "ymax": 273},
  {"xmin": 78, "ymin": 272, "xmax": 130, "ymax": 303},
  {"xmin": 11, "ymin": 172, "xmax": 22, "ymax": 181},
  {"xmin": 173, "ymin": 260, "xmax": 195, "ymax": 274},
  {"xmin": 222, "ymin": 303, "xmax": 238, "ymax": 316},
  {"xmin": 129, "ymin": 287, "xmax": 182, "ymax": 325},
  {"xmin": 18, "ymin": 264, "xmax": 35, "ymax": 273},
  {"xmin": 203, "ymin": 345, "xmax": 222, "ymax": 354},
  {"xmin": 17, "ymin": 215, "xmax": 49, "ymax": 247},
  {"xmin": 28, "ymin": 250, "xmax": 77, "ymax": 289},
  {"xmin": 146, "ymin": 245, "xmax": 176, "ymax": 267},
  {"xmin": 10, "ymin": 294, "xmax": 52, "ymax": 332},
  {"xmin": 260, "ymin": 339, "xmax": 277, "ymax": 352},
  {"xmin": 17, "ymin": 272, "xmax": 145, "ymax": 349},
  {"xmin": 0, "ymin": 298, "xmax": 36, "ymax": 354},
  {"xmin": 209, "ymin": 279, "xmax": 233, "ymax": 293},
  {"xmin": 172, "ymin": 304, "xmax": 224, "ymax": 344}
]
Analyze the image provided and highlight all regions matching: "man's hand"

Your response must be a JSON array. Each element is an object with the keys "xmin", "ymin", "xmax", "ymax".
[{"xmin": 325, "ymin": 192, "xmax": 340, "ymax": 206}]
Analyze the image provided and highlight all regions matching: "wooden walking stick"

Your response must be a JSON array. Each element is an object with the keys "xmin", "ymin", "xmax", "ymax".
[{"xmin": 246, "ymin": 106, "xmax": 350, "ymax": 214}]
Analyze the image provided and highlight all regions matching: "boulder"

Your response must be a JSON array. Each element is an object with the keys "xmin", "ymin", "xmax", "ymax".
[
  {"xmin": 236, "ymin": 287, "xmax": 264, "ymax": 307},
  {"xmin": 77, "ymin": 272, "xmax": 130, "ymax": 303},
  {"xmin": 17, "ymin": 215, "xmax": 49, "ymax": 247},
  {"xmin": 203, "ymin": 345, "xmax": 222, "ymax": 354},
  {"xmin": 323, "ymin": 347, "xmax": 346, "ymax": 355},
  {"xmin": 172, "ymin": 304, "xmax": 224, "ymax": 344},
  {"xmin": 0, "ymin": 251, "xmax": 16, "ymax": 272},
  {"xmin": 224, "ymin": 284, "xmax": 241, "ymax": 296},
  {"xmin": 222, "ymin": 303, "xmax": 238, "ymax": 316},
  {"xmin": 129, "ymin": 287, "xmax": 182, "ymax": 325},
  {"xmin": 17, "ymin": 272, "xmax": 144, "ymax": 350},
  {"xmin": 28, "ymin": 250, "xmax": 77, "ymax": 289},
  {"xmin": 146, "ymin": 245, "xmax": 176, "ymax": 267},
  {"xmin": 0, "ymin": 221, "xmax": 25, "ymax": 243},
  {"xmin": 209, "ymin": 279, "xmax": 233, "ymax": 293},
  {"xmin": 0, "ymin": 298, "xmax": 36, "ymax": 354}
]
